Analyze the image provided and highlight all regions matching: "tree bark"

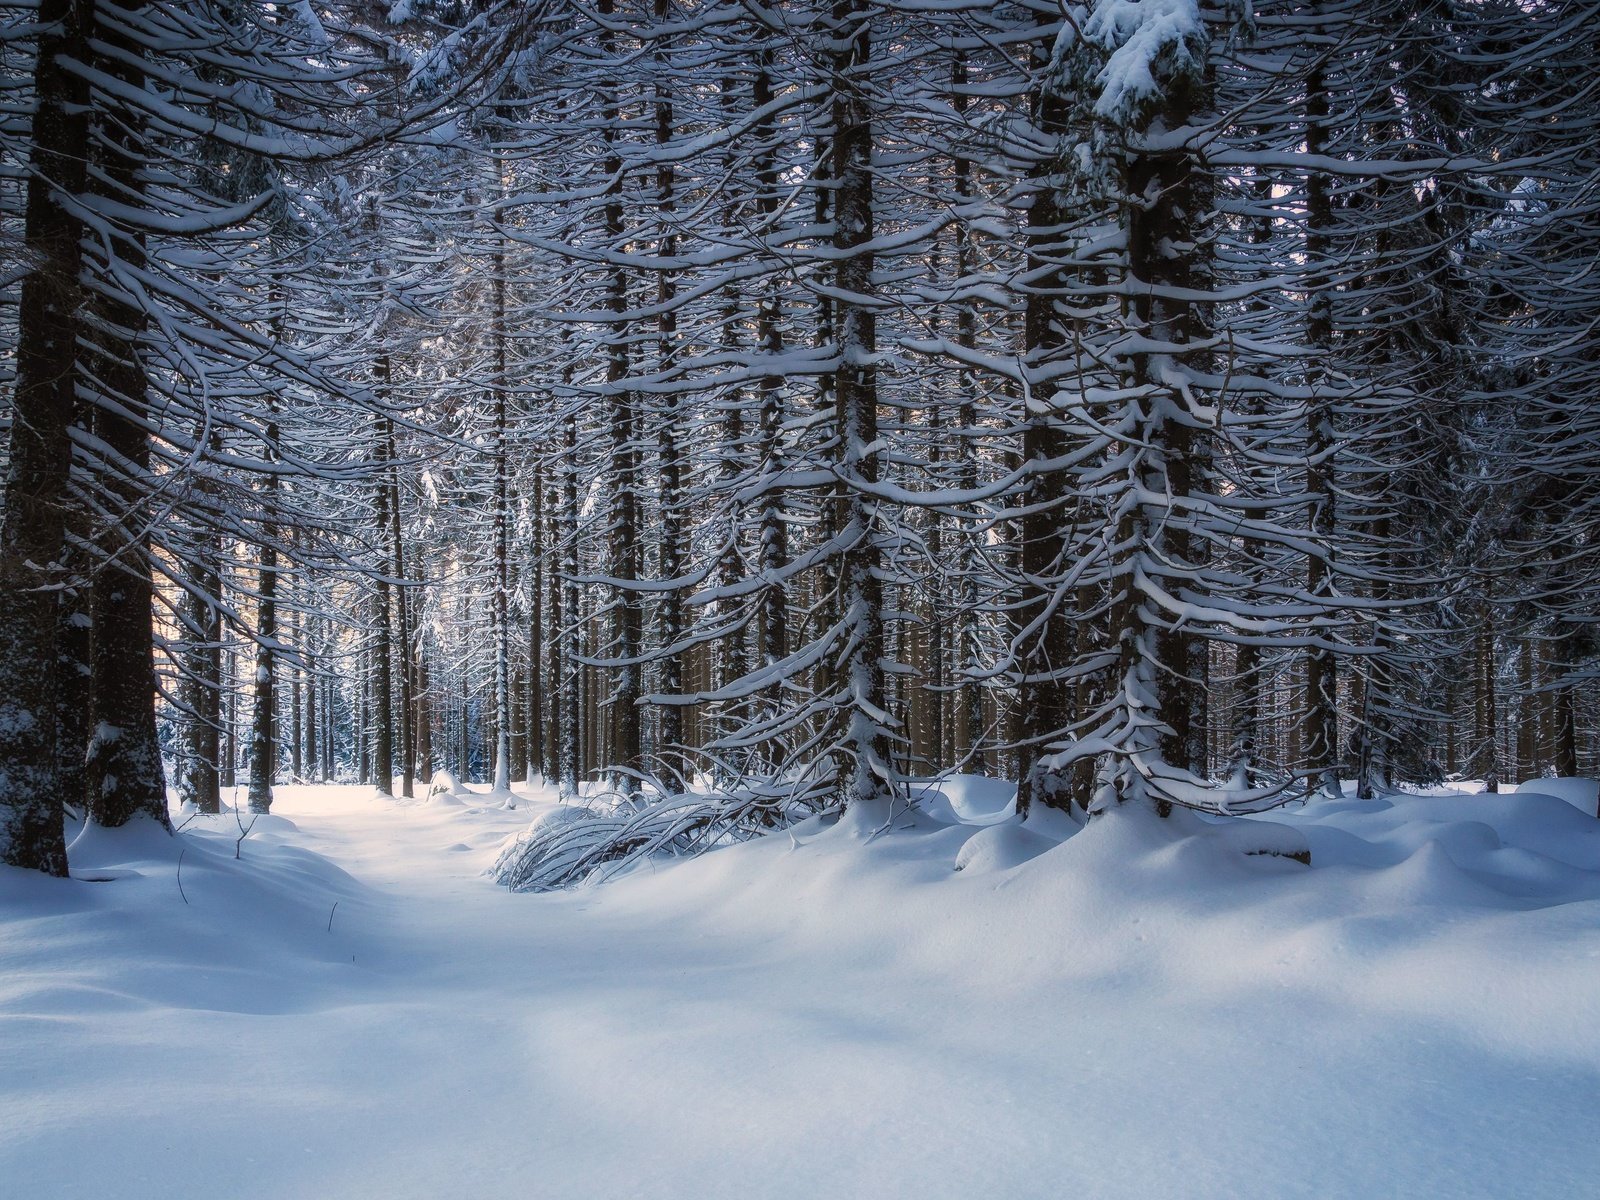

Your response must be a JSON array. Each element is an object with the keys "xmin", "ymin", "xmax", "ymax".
[
  {"xmin": 76, "ymin": 0, "xmax": 168, "ymax": 831},
  {"xmin": 599, "ymin": 0, "xmax": 641, "ymax": 801},
  {"xmin": 0, "ymin": 0, "xmax": 93, "ymax": 872},
  {"xmin": 1303, "ymin": 42, "xmax": 1341, "ymax": 797},
  {"xmin": 1013, "ymin": 21, "xmax": 1074, "ymax": 818},
  {"xmin": 831, "ymin": 0, "xmax": 895, "ymax": 817}
]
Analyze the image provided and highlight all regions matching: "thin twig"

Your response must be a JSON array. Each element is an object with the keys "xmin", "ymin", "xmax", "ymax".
[
  {"xmin": 234, "ymin": 810, "xmax": 259, "ymax": 860},
  {"xmin": 327, "ymin": 901, "xmax": 338, "ymax": 933},
  {"xmin": 176, "ymin": 847, "xmax": 189, "ymax": 905}
]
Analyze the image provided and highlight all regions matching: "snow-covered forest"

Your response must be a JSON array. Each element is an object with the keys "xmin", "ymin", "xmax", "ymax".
[{"xmin": 3, "ymin": 1, "xmax": 1599, "ymax": 1196}]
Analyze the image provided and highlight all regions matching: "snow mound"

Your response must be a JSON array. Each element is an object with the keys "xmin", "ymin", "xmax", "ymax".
[
  {"xmin": 428, "ymin": 769, "xmax": 470, "ymax": 801},
  {"xmin": 240, "ymin": 812, "xmax": 301, "ymax": 835},
  {"xmin": 1515, "ymin": 776, "xmax": 1599, "ymax": 817},
  {"xmin": 1200, "ymin": 817, "xmax": 1311, "ymax": 865},
  {"xmin": 67, "ymin": 814, "xmax": 181, "ymax": 865},
  {"xmin": 2, "ymin": 809, "xmax": 372, "ymax": 1022},
  {"xmin": 911, "ymin": 773, "xmax": 1016, "ymax": 826},
  {"xmin": 952, "ymin": 822, "xmax": 1058, "ymax": 874}
]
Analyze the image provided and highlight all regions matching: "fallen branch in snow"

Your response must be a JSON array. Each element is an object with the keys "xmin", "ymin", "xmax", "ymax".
[
  {"xmin": 327, "ymin": 901, "xmax": 339, "ymax": 933},
  {"xmin": 494, "ymin": 797, "xmax": 716, "ymax": 891},
  {"xmin": 176, "ymin": 847, "xmax": 189, "ymax": 905},
  {"xmin": 495, "ymin": 784, "xmax": 819, "ymax": 892},
  {"xmin": 1244, "ymin": 846, "xmax": 1311, "ymax": 866}
]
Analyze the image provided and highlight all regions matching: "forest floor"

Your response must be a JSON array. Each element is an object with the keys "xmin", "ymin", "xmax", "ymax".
[{"xmin": 3, "ymin": 777, "xmax": 1600, "ymax": 1199}]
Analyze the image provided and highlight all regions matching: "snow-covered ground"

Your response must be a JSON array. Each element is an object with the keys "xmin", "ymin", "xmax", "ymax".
[{"xmin": 3, "ymin": 778, "xmax": 1599, "ymax": 1199}]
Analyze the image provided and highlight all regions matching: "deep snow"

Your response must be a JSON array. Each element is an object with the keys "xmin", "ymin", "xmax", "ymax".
[{"xmin": 3, "ymin": 778, "xmax": 1599, "ymax": 1199}]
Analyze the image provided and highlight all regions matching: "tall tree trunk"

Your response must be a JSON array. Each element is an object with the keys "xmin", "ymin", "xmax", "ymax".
[
  {"xmin": 1303, "ymin": 44, "xmax": 1341, "ymax": 797},
  {"xmin": 83, "ymin": 6, "xmax": 169, "ymax": 831},
  {"xmin": 600, "ymin": 0, "xmax": 641, "ymax": 801},
  {"xmin": 416, "ymin": 648, "xmax": 433, "ymax": 784},
  {"xmin": 831, "ymin": 0, "xmax": 894, "ymax": 818},
  {"xmin": 222, "ymin": 647, "xmax": 238, "ymax": 792},
  {"xmin": 356, "ymin": 640, "xmax": 369, "ymax": 785},
  {"xmin": 490, "ymin": 153, "xmax": 514, "ymax": 799},
  {"xmin": 387, "ymin": 430, "xmax": 414, "ymax": 798},
  {"xmin": 1516, "ymin": 634, "xmax": 1537, "ymax": 780},
  {"xmin": 247, "ymin": 287, "xmax": 283, "ymax": 817},
  {"xmin": 57, "ymin": 534, "xmax": 94, "ymax": 820},
  {"xmin": 370, "ymin": 372, "xmax": 395, "ymax": 798},
  {"xmin": 950, "ymin": 50, "xmax": 984, "ymax": 773},
  {"xmin": 652, "ymin": 0, "xmax": 685, "ymax": 777},
  {"xmin": 753, "ymin": 46, "xmax": 789, "ymax": 756},
  {"xmin": 304, "ymin": 627, "xmax": 318, "ymax": 784},
  {"xmin": 1475, "ymin": 590, "xmax": 1499, "ymax": 792},
  {"xmin": 558, "ymin": 362, "xmax": 581, "ymax": 800},
  {"xmin": 1229, "ymin": 178, "xmax": 1275, "ymax": 789},
  {"xmin": 1076, "ymin": 5, "xmax": 1212, "ymax": 817},
  {"xmin": 247, "ymin": 410, "xmax": 279, "ymax": 816},
  {"xmin": 1014, "ymin": 22, "xmax": 1073, "ymax": 818},
  {"xmin": 0, "ymin": 0, "xmax": 92, "ymax": 873},
  {"xmin": 289, "ymin": 605, "xmax": 303, "ymax": 781},
  {"xmin": 809, "ymin": 129, "xmax": 842, "ymax": 776},
  {"xmin": 528, "ymin": 463, "xmax": 545, "ymax": 782}
]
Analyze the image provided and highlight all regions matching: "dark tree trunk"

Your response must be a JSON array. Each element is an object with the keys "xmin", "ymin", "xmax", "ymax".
[
  {"xmin": 0, "ymin": 0, "xmax": 93, "ymax": 873},
  {"xmin": 1552, "ymin": 629, "xmax": 1579, "ymax": 777},
  {"xmin": 79, "ymin": 0, "xmax": 169, "ymax": 831},
  {"xmin": 753, "ymin": 47, "xmax": 789, "ymax": 750},
  {"xmin": 416, "ymin": 648, "xmax": 433, "ymax": 784},
  {"xmin": 558, "ymin": 361, "xmax": 580, "ymax": 800},
  {"xmin": 653, "ymin": 0, "xmax": 685, "ymax": 772},
  {"xmin": 949, "ymin": 51, "xmax": 985, "ymax": 774},
  {"xmin": 489, "ymin": 155, "xmax": 514, "ymax": 797},
  {"xmin": 222, "ymin": 652, "xmax": 238, "ymax": 792},
  {"xmin": 57, "ymin": 537, "xmax": 94, "ymax": 821},
  {"xmin": 528, "ymin": 466, "xmax": 544, "ymax": 782},
  {"xmin": 371, "ymin": 373, "xmax": 395, "ymax": 797},
  {"xmin": 831, "ymin": 0, "xmax": 894, "ymax": 816},
  {"xmin": 180, "ymin": 565, "xmax": 223, "ymax": 811},
  {"xmin": 246, "ymin": 425, "xmax": 278, "ymax": 815},
  {"xmin": 1475, "ymin": 592, "xmax": 1499, "ymax": 792},
  {"xmin": 1088, "ymin": 10, "xmax": 1212, "ymax": 817},
  {"xmin": 387, "ymin": 419, "xmax": 414, "ymax": 798},
  {"xmin": 289, "ymin": 607, "xmax": 303, "ymax": 782},
  {"xmin": 599, "ymin": 0, "xmax": 641, "ymax": 800},
  {"xmin": 304, "ymin": 634, "xmax": 318, "ymax": 784},
  {"xmin": 1013, "ymin": 23, "xmax": 1073, "ymax": 819},
  {"xmin": 1303, "ymin": 50, "xmax": 1341, "ymax": 797}
]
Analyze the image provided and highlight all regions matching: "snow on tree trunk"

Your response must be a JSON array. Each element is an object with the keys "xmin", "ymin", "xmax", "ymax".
[
  {"xmin": 652, "ymin": 2, "xmax": 686, "ymax": 773},
  {"xmin": 491, "ymin": 156, "xmax": 513, "ymax": 801},
  {"xmin": 831, "ymin": 0, "xmax": 896, "ymax": 821},
  {"xmin": 371, "ymin": 379, "xmax": 395, "ymax": 799}
]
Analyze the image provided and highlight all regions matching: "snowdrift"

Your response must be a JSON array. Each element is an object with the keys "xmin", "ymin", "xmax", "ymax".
[
  {"xmin": 4, "ymin": 779, "xmax": 1599, "ymax": 1200},
  {"xmin": 2, "ymin": 806, "xmax": 374, "ymax": 1020},
  {"xmin": 1515, "ymin": 775, "xmax": 1600, "ymax": 817}
]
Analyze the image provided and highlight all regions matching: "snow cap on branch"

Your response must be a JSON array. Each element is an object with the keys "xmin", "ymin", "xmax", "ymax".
[{"xmin": 1065, "ymin": 0, "xmax": 1208, "ymax": 125}]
